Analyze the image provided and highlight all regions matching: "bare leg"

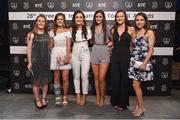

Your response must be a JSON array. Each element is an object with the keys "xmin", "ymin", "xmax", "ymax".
[
  {"xmin": 132, "ymin": 80, "xmax": 144, "ymax": 116},
  {"xmin": 33, "ymin": 80, "xmax": 42, "ymax": 107},
  {"xmin": 42, "ymin": 80, "xmax": 48, "ymax": 106},
  {"xmin": 62, "ymin": 70, "xmax": 69, "ymax": 105},
  {"xmin": 98, "ymin": 64, "xmax": 109, "ymax": 107},
  {"xmin": 92, "ymin": 64, "xmax": 100, "ymax": 106}
]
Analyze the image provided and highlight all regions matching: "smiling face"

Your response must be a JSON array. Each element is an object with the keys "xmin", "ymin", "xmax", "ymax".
[
  {"xmin": 116, "ymin": 12, "xmax": 125, "ymax": 25},
  {"xmin": 75, "ymin": 13, "xmax": 84, "ymax": 26},
  {"xmin": 56, "ymin": 15, "xmax": 65, "ymax": 27},
  {"xmin": 95, "ymin": 12, "xmax": 103, "ymax": 25},
  {"xmin": 135, "ymin": 15, "xmax": 146, "ymax": 29},
  {"xmin": 36, "ymin": 16, "xmax": 46, "ymax": 30}
]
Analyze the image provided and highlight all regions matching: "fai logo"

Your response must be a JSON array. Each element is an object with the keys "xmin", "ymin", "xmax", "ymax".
[
  {"xmin": 152, "ymin": 1, "xmax": 158, "ymax": 9},
  {"xmin": 125, "ymin": 2, "xmax": 132, "ymax": 9},
  {"xmin": 164, "ymin": 23, "xmax": 170, "ymax": 31},
  {"xmin": 113, "ymin": 1, "xmax": 119, "ymax": 9},
  {"xmin": 13, "ymin": 56, "xmax": 19, "ymax": 64},
  {"xmin": 12, "ymin": 23, "xmax": 18, "ymax": 30},
  {"xmin": 61, "ymin": 1, "xmax": 67, "ymax": 9},
  {"xmin": 162, "ymin": 58, "xmax": 168, "ymax": 66},
  {"xmin": 11, "ymin": 2, "xmax": 18, "ymax": 9},
  {"xmin": 13, "ymin": 70, "xmax": 21, "ymax": 77},
  {"xmin": 86, "ymin": 2, "xmax": 93, "ymax": 9},
  {"xmin": 163, "ymin": 37, "xmax": 171, "ymax": 45},
  {"xmin": 165, "ymin": 2, "xmax": 173, "ymax": 9},
  {"xmin": 161, "ymin": 72, "xmax": 168, "ymax": 79},
  {"xmin": 12, "ymin": 37, "xmax": 20, "ymax": 44},
  {"xmin": 14, "ymin": 82, "xmax": 20, "ymax": 90},
  {"xmin": 23, "ymin": 2, "xmax": 29, "ymax": 10},
  {"xmin": 161, "ymin": 84, "xmax": 167, "ymax": 92},
  {"xmin": 47, "ymin": 2, "xmax": 54, "ymax": 9},
  {"xmin": 48, "ymin": 22, "xmax": 53, "ymax": 29}
]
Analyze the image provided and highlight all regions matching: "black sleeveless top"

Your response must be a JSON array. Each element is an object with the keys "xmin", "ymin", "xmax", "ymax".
[{"xmin": 113, "ymin": 27, "xmax": 131, "ymax": 48}]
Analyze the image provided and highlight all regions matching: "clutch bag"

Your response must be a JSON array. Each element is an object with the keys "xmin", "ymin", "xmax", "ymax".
[{"xmin": 134, "ymin": 61, "xmax": 152, "ymax": 71}]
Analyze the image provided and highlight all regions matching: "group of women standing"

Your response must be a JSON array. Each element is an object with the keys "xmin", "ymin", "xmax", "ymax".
[{"xmin": 27, "ymin": 9, "xmax": 155, "ymax": 117}]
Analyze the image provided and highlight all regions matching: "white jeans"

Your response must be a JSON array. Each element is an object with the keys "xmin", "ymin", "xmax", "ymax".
[{"xmin": 72, "ymin": 43, "xmax": 90, "ymax": 94}]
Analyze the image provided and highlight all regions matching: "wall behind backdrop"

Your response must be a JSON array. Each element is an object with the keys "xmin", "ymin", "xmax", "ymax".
[{"xmin": 8, "ymin": 0, "xmax": 176, "ymax": 96}]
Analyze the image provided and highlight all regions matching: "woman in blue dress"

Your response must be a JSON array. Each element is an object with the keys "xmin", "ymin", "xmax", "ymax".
[{"xmin": 128, "ymin": 12, "xmax": 155, "ymax": 117}]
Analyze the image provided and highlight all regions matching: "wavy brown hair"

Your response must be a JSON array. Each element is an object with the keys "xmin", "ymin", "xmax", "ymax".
[
  {"xmin": 91, "ymin": 10, "xmax": 107, "ymax": 44},
  {"xmin": 134, "ymin": 12, "xmax": 151, "ymax": 33},
  {"xmin": 71, "ymin": 10, "xmax": 88, "ymax": 41},
  {"xmin": 53, "ymin": 13, "xmax": 68, "ymax": 36}
]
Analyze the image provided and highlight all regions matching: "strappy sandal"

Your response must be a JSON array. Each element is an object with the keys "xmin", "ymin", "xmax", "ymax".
[{"xmin": 62, "ymin": 96, "xmax": 68, "ymax": 106}]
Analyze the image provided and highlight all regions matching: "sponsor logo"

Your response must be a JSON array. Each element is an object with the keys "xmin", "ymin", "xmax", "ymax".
[
  {"xmin": 47, "ymin": 2, "xmax": 54, "ymax": 9},
  {"xmin": 165, "ymin": 2, "xmax": 173, "ymax": 9},
  {"xmin": 23, "ymin": 24, "xmax": 31, "ymax": 29},
  {"xmin": 162, "ymin": 58, "xmax": 168, "ymax": 66},
  {"xmin": 13, "ymin": 70, "xmax": 21, "ymax": 77},
  {"xmin": 13, "ymin": 56, "xmax": 19, "ymax": 64},
  {"xmin": 23, "ymin": 2, "xmax": 29, "ymax": 10},
  {"xmin": 61, "ymin": 1, "xmax": 67, "ymax": 9},
  {"xmin": 161, "ymin": 84, "xmax": 167, "ymax": 92},
  {"xmin": 164, "ymin": 23, "xmax": 170, "ymax": 31},
  {"xmin": 137, "ymin": 2, "xmax": 146, "ymax": 7},
  {"xmin": 151, "ymin": 59, "xmax": 157, "ymax": 64},
  {"xmin": 98, "ymin": 3, "xmax": 107, "ymax": 8},
  {"xmin": 125, "ymin": 2, "xmax": 132, "ymax": 9},
  {"xmin": 12, "ymin": 37, "xmax": 20, "ymax": 44},
  {"xmin": 113, "ymin": 1, "xmax": 119, "ymax": 9},
  {"xmin": 150, "ymin": 24, "xmax": 158, "ymax": 30},
  {"xmin": 35, "ymin": 3, "xmax": 43, "ymax": 8},
  {"xmin": 152, "ymin": 1, "xmax": 158, "ymax": 9},
  {"xmin": 10, "ymin": 2, "xmax": 18, "ymax": 9},
  {"xmin": 14, "ymin": 82, "xmax": 20, "ymax": 90},
  {"xmin": 12, "ymin": 23, "xmax": 18, "ymax": 30},
  {"xmin": 48, "ymin": 22, "xmax": 53, "ymax": 29},
  {"xmin": 72, "ymin": 2, "xmax": 80, "ymax": 8},
  {"xmin": 147, "ymin": 86, "xmax": 155, "ymax": 91},
  {"xmin": 163, "ymin": 37, "xmax": 171, "ymax": 45},
  {"xmin": 161, "ymin": 72, "xmax": 168, "ymax": 79},
  {"xmin": 86, "ymin": 2, "xmax": 93, "ymax": 9},
  {"xmin": 24, "ymin": 84, "xmax": 32, "ymax": 88}
]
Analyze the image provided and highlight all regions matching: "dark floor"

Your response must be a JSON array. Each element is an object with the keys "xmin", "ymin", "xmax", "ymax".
[{"xmin": 0, "ymin": 89, "xmax": 180, "ymax": 119}]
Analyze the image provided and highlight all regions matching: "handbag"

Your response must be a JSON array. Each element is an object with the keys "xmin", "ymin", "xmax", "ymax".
[{"xmin": 133, "ymin": 61, "xmax": 152, "ymax": 71}]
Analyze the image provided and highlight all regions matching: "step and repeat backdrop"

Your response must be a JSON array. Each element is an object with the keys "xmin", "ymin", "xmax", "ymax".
[{"xmin": 8, "ymin": 0, "xmax": 176, "ymax": 96}]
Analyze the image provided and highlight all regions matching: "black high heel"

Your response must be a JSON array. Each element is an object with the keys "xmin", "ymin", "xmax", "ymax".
[{"xmin": 34, "ymin": 99, "xmax": 44, "ymax": 109}]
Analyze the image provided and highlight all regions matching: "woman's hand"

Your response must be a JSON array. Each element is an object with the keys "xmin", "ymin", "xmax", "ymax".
[
  {"xmin": 64, "ymin": 55, "xmax": 70, "ymax": 64},
  {"xmin": 27, "ymin": 63, "xmax": 32, "ymax": 71},
  {"xmin": 139, "ymin": 63, "xmax": 146, "ymax": 71}
]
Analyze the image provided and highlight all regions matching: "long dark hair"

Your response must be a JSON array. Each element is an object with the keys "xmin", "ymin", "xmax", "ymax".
[
  {"xmin": 91, "ymin": 10, "xmax": 107, "ymax": 44},
  {"xmin": 71, "ymin": 10, "xmax": 88, "ymax": 41},
  {"xmin": 53, "ymin": 13, "xmax": 68, "ymax": 36},
  {"xmin": 134, "ymin": 12, "xmax": 151, "ymax": 33},
  {"xmin": 111, "ymin": 9, "xmax": 130, "ymax": 33}
]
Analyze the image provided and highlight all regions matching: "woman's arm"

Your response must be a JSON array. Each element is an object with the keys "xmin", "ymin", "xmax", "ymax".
[
  {"xmin": 27, "ymin": 32, "xmax": 34, "ymax": 71},
  {"xmin": 143, "ymin": 30, "xmax": 155, "ymax": 65}
]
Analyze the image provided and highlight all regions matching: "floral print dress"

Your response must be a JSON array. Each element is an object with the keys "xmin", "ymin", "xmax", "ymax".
[{"xmin": 128, "ymin": 36, "xmax": 154, "ymax": 81}]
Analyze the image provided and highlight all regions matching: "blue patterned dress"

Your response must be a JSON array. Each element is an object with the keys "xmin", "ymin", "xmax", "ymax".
[{"xmin": 128, "ymin": 36, "xmax": 154, "ymax": 81}]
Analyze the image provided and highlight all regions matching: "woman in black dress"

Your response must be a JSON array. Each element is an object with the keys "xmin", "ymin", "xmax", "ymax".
[
  {"xmin": 27, "ymin": 15, "xmax": 51, "ymax": 109},
  {"xmin": 110, "ymin": 10, "xmax": 134, "ymax": 111}
]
